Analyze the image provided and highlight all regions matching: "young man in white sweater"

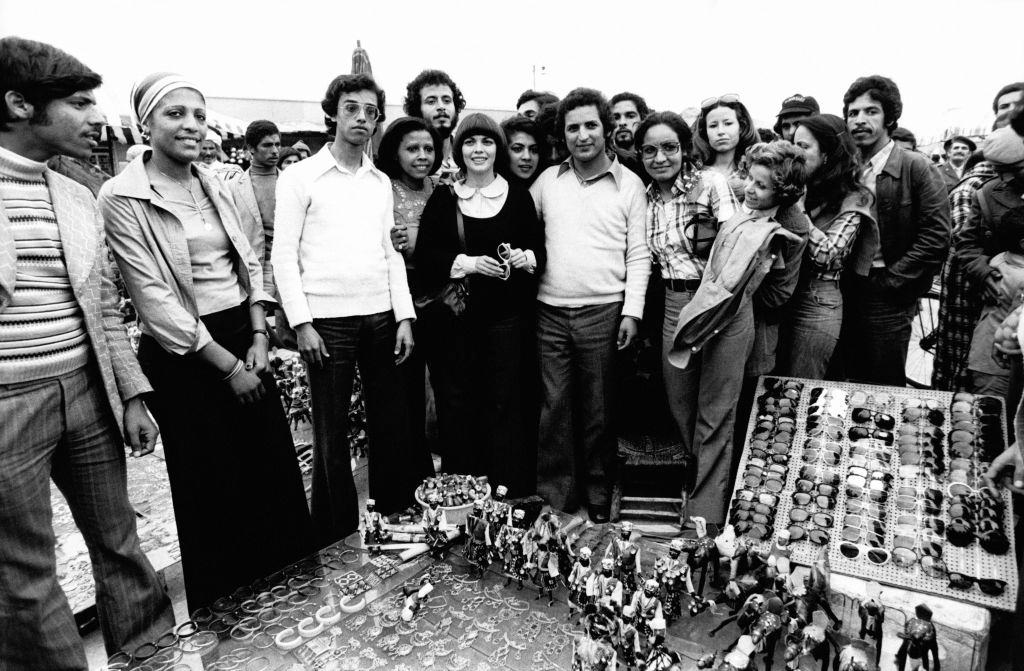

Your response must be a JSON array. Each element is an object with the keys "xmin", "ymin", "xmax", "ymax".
[
  {"xmin": 273, "ymin": 74, "xmax": 431, "ymax": 544},
  {"xmin": 530, "ymin": 88, "xmax": 651, "ymax": 523}
]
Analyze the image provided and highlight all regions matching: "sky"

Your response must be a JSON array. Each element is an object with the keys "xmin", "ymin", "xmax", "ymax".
[{"xmin": 3, "ymin": 0, "xmax": 1023, "ymax": 143}]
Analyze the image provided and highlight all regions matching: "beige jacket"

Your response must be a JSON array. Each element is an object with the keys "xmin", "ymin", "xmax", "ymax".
[{"xmin": 98, "ymin": 154, "xmax": 274, "ymax": 356}]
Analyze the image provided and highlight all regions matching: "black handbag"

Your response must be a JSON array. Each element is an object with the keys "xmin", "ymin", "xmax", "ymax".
[{"xmin": 415, "ymin": 188, "xmax": 469, "ymax": 316}]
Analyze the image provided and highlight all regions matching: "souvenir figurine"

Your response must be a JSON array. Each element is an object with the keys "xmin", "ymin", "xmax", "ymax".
[
  {"xmin": 362, "ymin": 498, "xmax": 385, "ymax": 547},
  {"xmin": 637, "ymin": 634, "xmax": 680, "ymax": 671},
  {"xmin": 588, "ymin": 557, "xmax": 624, "ymax": 615},
  {"xmin": 621, "ymin": 579, "xmax": 667, "ymax": 667},
  {"xmin": 789, "ymin": 550, "xmax": 841, "ymax": 631},
  {"xmin": 422, "ymin": 492, "xmax": 452, "ymax": 559},
  {"xmin": 730, "ymin": 596, "xmax": 785, "ymax": 671},
  {"xmin": 568, "ymin": 546, "xmax": 595, "ymax": 619},
  {"xmin": 488, "ymin": 484, "xmax": 512, "ymax": 528},
  {"xmin": 534, "ymin": 539, "xmax": 561, "ymax": 606},
  {"xmin": 686, "ymin": 518, "xmax": 723, "ymax": 601},
  {"xmin": 708, "ymin": 592, "xmax": 766, "ymax": 638},
  {"xmin": 654, "ymin": 539, "xmax": 695, "ymax": 624},
  {"xmin": 572, "ymin": 609, "xmax": 618, "ymax": 671},
  {"xmin": 400, "ymin": 576, "xmax": 434, "ymax": 622},
  {"xmin": 554, "ymin": 529, "xmax": 579, "ymax": 577},
  {"xmin": 895, "ymin": 604, "xmax": 940, "ymax": 671},
  {"xmin": 465, "ymin": 499, "xmax": 492, "ymax": 578},
  {"xmin": 606, "ymin": 521, "xmax": 642, "ymax": 599},
  {"xmin": 857, "ymin": 582, "xmax": 884, "ymax": 666},
  {"xmin": 783, "ymin": 611, "xmax": 835, "ymax": 671},
  {"xmin": 501, "ymin": 509, "xmax": 529, "ymax": 589}
]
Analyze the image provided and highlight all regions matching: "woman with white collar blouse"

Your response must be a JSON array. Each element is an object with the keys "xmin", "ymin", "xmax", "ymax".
[{"xmin": 414, "ymin": 113, "xmax": 545, "ymax": 496}]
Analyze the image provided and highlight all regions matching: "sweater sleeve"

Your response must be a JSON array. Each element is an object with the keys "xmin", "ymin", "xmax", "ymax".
[
  {"xmin": 622, "ymin": 182, "xmax": 652, "ymax": 320},
  {"xmin": 382, "ymin": 185, "xmax": 415, "ymax": 322},
  {"xmin": 413, "ymin": 188, "xmax": 460, "ymax": 291},
  {"xmin": 271, "ymin": 168, "xmax": 312, "ymax": 326}
]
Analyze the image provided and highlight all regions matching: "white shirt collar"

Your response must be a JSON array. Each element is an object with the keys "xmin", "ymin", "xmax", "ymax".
[
  {"xmin": 453, "ymin": 175, "xmax": 508, "ymax": 200},
  {"xmin": 866, "ymin": 140, "xmax": 895, "ymax": 176}
]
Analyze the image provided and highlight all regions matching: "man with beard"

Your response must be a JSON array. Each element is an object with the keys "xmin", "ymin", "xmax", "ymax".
[
  {"xmin": 609, "ymin": 91, "xmax": 650, "ymax": 183},
  {"xmin": 404, "ymin": 69, "xmax": 466, "ymax": 184},
  {"xmin": 938, "ymin": 135, "xmax": 977, "ymax": 191},
  {"xmin": 840, "ymin": 75, "xmax": 950, "ymax": 385}
]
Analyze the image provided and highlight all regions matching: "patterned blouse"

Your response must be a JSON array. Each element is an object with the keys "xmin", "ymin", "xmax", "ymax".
[
  {"xmin": 391, "ymin": 176, "xmax": 437, "ymax": 268},
  {"xmin": 645, "ymin": 166, "xmax": 739, "ymax": 281},
  {"xmin": 805, "ymin": 208, "xmax": 863, "ymax": 281}
]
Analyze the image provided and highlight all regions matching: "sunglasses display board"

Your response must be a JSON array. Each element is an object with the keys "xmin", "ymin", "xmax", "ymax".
[{"xmin": 729, "ymin": 376, "xmax": 1018, "ymax": 612}]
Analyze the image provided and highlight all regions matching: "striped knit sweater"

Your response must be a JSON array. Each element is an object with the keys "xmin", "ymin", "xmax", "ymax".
[{"xmin": 0, "ymin": 146, "xmax": 89, "ymax": 383}]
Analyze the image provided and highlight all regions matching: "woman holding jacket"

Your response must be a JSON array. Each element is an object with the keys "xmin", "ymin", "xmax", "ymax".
[
  {"xmin": 414, "ymin": 113, "xmax": 544, "ymax": 495},
  {"xmin": 99, "ymin": 73, "xmax": 313, "ymax": 610}
]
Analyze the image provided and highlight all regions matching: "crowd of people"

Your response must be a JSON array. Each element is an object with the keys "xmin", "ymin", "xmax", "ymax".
[{"xmin": 2, "ymin": 34, "xmax": 1024, "ymax": 668}]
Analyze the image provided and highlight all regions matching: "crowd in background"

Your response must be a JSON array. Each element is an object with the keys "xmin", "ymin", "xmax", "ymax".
[{"xmin": 2, "ymin": 34, "xmax": 1024, "ymax": 669}]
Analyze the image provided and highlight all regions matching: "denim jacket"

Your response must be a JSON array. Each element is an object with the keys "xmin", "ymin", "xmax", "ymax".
[
  {"xmin": 668, "ymin": 209, "xmax": 802, "ymax": 369},
  {"xmin": 99, "ymin": 154, "xmax": 274, "ymax": 356}
]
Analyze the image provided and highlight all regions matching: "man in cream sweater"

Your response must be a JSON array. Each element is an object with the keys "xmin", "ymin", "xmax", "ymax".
[
  {"xmin": 530, "ymin": 87, "xmax": 651, "ymax": 523},
  {"xmin": 273, "ymin": 73, "xmax": 430, "ymax": 544}
]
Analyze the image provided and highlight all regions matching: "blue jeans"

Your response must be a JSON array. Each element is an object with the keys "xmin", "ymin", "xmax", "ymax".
[
  {"xmin": 841, "ymin": 277, "xmax": 917, "ymax": 386},
  {"xmin": 536, "ymin": 302, "xmax": 621, "ymax": 513},
  {"xmin": 0, "ymin": 365, "xmax": 174, "ymax": 669},
  {"xmin": 308, "ymin": 312, "xmax": 431, "ymax": 545},
  {"xmin": 663, "ymin": 289, "xmax": 754, "ymax": 524},
  {"xmin": 784, "ymin": 278, "xmax": 843, "ymax": 380}
]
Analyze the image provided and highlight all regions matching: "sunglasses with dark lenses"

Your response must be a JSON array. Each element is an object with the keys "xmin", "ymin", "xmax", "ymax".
[
  {"xmin": 849, "ymin": 427, "xmax": 894, "ymax": 445},
  {"xmin": 850, "ymin": 444, "xmax": 894, "ymax": 462},
  {"xmin": 852, "ymin": 408, "xmax": 896, "ymax": 430},
  {"xmin": 840, "ymin": 543, "xmax": 890, "ymax": 564},
  {"xmin": 789, "ymin": 509, "xmax": 833, "ymax": 527},
  {"xmin": 734, "ymin": 521, "xmax": 771, "ymax": 540},
  {"xmin": 846, "ymin": 484, "xmax": 888, "ymax": 503},
  {"xmin": 902, "ymin": 407, "xmax": 945, "ymax": 425},
  {"xmin": 895, "ymin": 496, "xmax": 941, "ymax": 516},
  {"xmin": 792, "ymin": 492, "xmax": 835, "ymax": 509},
  {"xmin": 799, "ymin": 466, "xmax": 840, "ymax": 485},
  {"xmin": 732, "ymin": 509, "xmax": 773, "ymax": 525},
  {"xmin": 946, "ymin": 519, "xmax": 976, "ymax": 547},
  {"xmin": 751, "ymin": 448, "xmax": 789, "ymax": 464},
  {"xmin": 948, "ymin": 574, "xmax": 1007, "ymax": 595},
  {"xmin": 980, "ymin": 529, "xmax": 1010, "ymax": 555}
]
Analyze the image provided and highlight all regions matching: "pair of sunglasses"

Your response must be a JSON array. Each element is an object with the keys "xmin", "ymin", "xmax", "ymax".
[
  {"xmin": 852, "ymin": 408, "xmax": 896, "ymax": 430},
  {"xmin": 787, "ymin": 526, "xmax": 830, "ymax": 545}
]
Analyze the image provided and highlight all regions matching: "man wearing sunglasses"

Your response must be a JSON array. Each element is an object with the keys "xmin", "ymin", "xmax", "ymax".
[
  {"xmin": 530, "ymin": 87, "xmax": 651, "ymax": 523},
  {"xmin": 840, "ymin": 75, "xmax": 950, "ymax": 385},
  {"xmin": 273, "ymin": 74, "xmax": 428, "ymax": 544}
]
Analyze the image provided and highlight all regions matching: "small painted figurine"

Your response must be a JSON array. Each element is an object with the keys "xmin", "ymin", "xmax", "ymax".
[
  {"xmin": 533, "ymin": 539, "xmax": 560, "ymax": 606},
  {"xmin": 500, "ymin": 510, "xmax": 529, "ymax": 589},
  {"xmin": 895, "ymin": 604, "xmax": 939, "ymax": 671},
  {"xmin": 588, "ymin": 557, "xmax": 624, "ymax": 615},
  {"xmin": 857, "ymin": 583, "xmax": 884, "ymax": 667},
  {"xmin": 637, "ymin": 634, "xmax": 680, "ymax": 671},
  {"xmin": 571, "ymin": 609, "xmax": 618, "ymax": 671},
  {"xmin": 655, "ymin": 539, "xmax": 696, "ymax": 624},
  {"xmin": 834, "ymin": 639, "xmax": 877, "ymax": 671},
  {"xmin": 362, "ymin": 498, "xmax": 385, "ymax": 546},
  {"xmin": 464, "ymin": 499, "xmax": 492, "ymax": 577},
  {"xmin": 422, "ymin": 492, "xmax": 450, "ymax": 559},
  {"xmin": 568, "ymin": 546, "xmax": 594, "ymax": 619},
  {"xmin": 488, "ymin": 484, "xmax": 512, "ymax": 528},
  {"xmin": 621, "ymin": 579, "xmax": 666, "ymax": 666},
  {"xmin": 605, "ymin": 521, "xmax": 641, "ymax": 600},
  {"xmin": 686, "ymin": 518, "xmax": 723, "ymax": 598}
]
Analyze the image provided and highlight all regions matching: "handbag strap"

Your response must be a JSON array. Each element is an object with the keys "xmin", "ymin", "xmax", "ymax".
[{"xmin": 450, "ymin": 186, "xmax": 467, "ymax": 253}]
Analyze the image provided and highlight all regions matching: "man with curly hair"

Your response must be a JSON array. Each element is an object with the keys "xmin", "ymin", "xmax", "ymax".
[
  {"xmin": 840, "ymin": 74, "xmax": 950, "ymax": 385},
  {"xmin": 404, "ymin": 69, "xmax": 466, "ymax": 183}
]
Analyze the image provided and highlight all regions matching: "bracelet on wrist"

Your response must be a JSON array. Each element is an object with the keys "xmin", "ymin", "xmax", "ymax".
[
  {"xmin": 252, "ymin": 328, "xmax": 269, "ymax": 340},
  {"xmin": 223, "ymin": 359, "xmax": 245, "ymax": 382}
]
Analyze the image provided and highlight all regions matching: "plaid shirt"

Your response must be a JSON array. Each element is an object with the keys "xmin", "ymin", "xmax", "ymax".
[
  {"xmin": 950, "ymin": 162, "xmax": 997, "ymax": 237},
  {"xmin": 806, "ymin": 210, "xmax": 863, "ymax": 281},
  {"xmin": 645, "ymin": 167, "xmax": 738, "ymax": 280}
]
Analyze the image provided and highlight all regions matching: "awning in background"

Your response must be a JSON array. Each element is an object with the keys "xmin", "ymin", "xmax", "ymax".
[{"xmin": 94, "ymin": 90, "xmax": 249, "ymax": 145}]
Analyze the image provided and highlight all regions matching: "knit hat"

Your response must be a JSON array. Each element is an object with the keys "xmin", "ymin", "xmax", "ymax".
[
  {"xmin": 292, "ymin": 141, "xmax": 311, "ymax": 154},
  {"xmin": 983, "ymin": 126, "xmax": 1024, "ymax": 167},
  {"xmin": 777, "ymin": 94, "xmax": 820, "ymax": 119},
  {"xmin": 130, "ymin": 72, "xmax": 201, "ymax": 126}
]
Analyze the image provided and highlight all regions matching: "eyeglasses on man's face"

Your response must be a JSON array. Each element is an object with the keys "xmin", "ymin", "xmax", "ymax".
[{"xmin": 339, "ymin": 102, "xmax": 380, "ymax": 121}]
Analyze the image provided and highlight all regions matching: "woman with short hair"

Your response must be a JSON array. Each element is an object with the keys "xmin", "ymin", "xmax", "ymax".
[{"xmin": 414, "ymin": 113, "xmax": 545, "ymax": 495}]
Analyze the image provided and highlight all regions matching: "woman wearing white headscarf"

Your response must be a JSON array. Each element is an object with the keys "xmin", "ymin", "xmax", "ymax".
[{"xmin": 98, "ymin": 73, "xmax": 313, "ymax": 609}]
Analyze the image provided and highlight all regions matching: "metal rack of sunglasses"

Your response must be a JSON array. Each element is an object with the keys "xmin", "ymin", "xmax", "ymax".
[{"xmin": 729, "ymin": 376, "xmax": 1018, "ymax": 612}]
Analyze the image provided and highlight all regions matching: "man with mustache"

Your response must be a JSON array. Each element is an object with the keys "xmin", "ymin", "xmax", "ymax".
[
  {"xmin": 404, "ymin": 69, "xmax": 466, "ymax": 184},
  {"xmin": 839, "ymin": 75, "xmax": 950, "ymax": 385},
  {"xmin": 0, "ymin": 36, "xmax": 173, "ymax": 668},
  {"xmin": 609, "ymin": 91, "xmax": 650, "ymax": 184},
  {"xmin": 938, "ymin": 135, "xmax": 977, "ymax": 192},
  {"xmin": 530, "ymin": 88, "xmax": 650, "ymax": 523}
]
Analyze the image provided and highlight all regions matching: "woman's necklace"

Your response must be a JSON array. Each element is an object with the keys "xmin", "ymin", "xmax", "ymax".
[{"xmin": 158, "ymin": 168, "xmax": 212, "ymax": 231}]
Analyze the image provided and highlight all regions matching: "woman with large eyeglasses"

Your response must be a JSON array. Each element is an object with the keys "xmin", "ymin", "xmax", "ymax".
[
  {"xmin": 780, "ymin": 114, "xmax": 875, "ymax": 379},
  {"xmin": 692, "ymin": 95, "xmax": 760, "ymax": 202},
  {"xmin": 99, "ymin": 73, "xmax": 313, "ymax": 609},
  {"xmin": 634, "ymin": 111, "xmax": 740, "ymax": 527},
  {"xmin": 414, "ymin": 113, "xmax": 545, "ymax": 496}
]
